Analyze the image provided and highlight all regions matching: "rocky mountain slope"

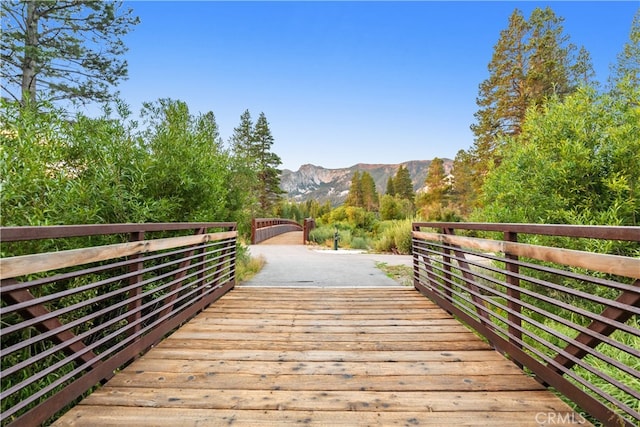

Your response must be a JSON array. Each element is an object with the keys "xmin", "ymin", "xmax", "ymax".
[{"xmin": 280, "ymin": 159, "xmax": 453, "ymax": 206}]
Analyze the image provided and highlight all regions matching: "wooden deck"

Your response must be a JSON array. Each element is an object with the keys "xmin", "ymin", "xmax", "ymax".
[{"xmin": 53, "ymin": 287, "xmax": 589, "ymax": 426}]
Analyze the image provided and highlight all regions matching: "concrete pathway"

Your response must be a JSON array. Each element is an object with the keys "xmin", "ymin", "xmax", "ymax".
[{"xmin": 241, "ymin": 244, "xmax": 413, "ymax": 288}]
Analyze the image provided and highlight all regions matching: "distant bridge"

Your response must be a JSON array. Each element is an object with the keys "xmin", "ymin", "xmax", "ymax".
[{"xmin": 251, "ymin": 217, "xmax": 315, "ymax": 245}]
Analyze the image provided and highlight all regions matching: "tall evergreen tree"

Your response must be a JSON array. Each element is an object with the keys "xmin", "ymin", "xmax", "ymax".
[
  {"xmin": 465, "ymin": 6, "xmax": 588, "ymax": 210},
  {"xmin": 451, "ymin": 149, "xmax": 476, "ymax": 217},
  {"xmin": 385, "ymin": 176, "xmax": 395, "ymax": 196},
  {"xmin": 230, "ymin": 110, "xmax": 254, "ymax": 160},
  {"xmin": 610, "ymin": 9, "xmax": 640, "ymax": 90},
  {"xmin": 424, "ymin": 158, "xmax": 448, "ymax": 197},
  {"xmin": 394, "ymin": 165, "xmax": 414, "ymax": 202},
  {"xmin": 1, "ymin": 0, "xmax": 139, "ymax": 106},
  {"xmin": 228, "ymin": 110, "xmax": 258, "ymax": 225},
  {"xmin": 346, "ymin": 171, "xmax": 362, "ymax": 207},
  {"xmin": 253, "ymin": 112, "xmax": 284, "ymax": 213},
  {"xmin": 360, "ymin": 171, "xmax": 379, "ymax": 212}
]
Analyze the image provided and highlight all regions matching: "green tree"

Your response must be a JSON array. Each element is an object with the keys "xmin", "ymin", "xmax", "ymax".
[
  {"xmin": 346, "ymin": 171, "xmax": 362, "ymax": 207},
  {"xmin": 139, "ymin": 98, "xmax": 230, "ymax": 221},
  {"xmin": 477, "ymin": 86, "xmax": 639, "ymax": 226},
  {"xmin": 610, "ymin": 8, "xmax": 640, "ymax": 90},
  {"xmin": 385, "ymin": 176, "xmax": 395, "ymax": 196},
  {"xmin": 253, "ymin": 112, "xmax": 284, "ymax": 213},
  {"xmin": 394, "ymin": 165, "xmax": 414, "ymax": 202},
  {"xmin": 417, "ymin": 157, "xmax": 455, "ymax": 220},
  {"xmin": 1, "ymin": 0, "xmax": 139, "ymax": 106},
  {"xmin": 360, "ymin": 171, "xmax": 379, "ymax": 212},
  {"xmin": 379, "ymin": 194, "xmax": 401, "ymax": 221},
  {"xmin": 228, "ymin": 110, "xmax": 258, "ymax": 230},
  {"xmin": 466, "ymin": 7, "xmax": 588, "ymax": 210},
  {"xmin": 230, "ymin": 109, "xmax": 254, "ymax": 161},
  {"xmin": 451, "ymin": 149, "xmax": 475, "ymax": 217}
]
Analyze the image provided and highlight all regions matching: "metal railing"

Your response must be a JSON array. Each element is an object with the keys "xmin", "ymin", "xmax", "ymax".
[
  {"xmin": 0, "ymin": 223, "xmax": 237, "ymax": 426},
  {"xmin": 412, "ymin": 222, "xmax": 640, "ymax": 427},
  {"xmin": 251, "ymin": 218, "xmax": 305, "ymax": 244}
]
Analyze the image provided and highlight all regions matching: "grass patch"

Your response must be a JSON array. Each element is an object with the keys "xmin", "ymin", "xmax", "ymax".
[{"xmin": 376, "ymin": 262, "xmax": 413, "ymax": 286}]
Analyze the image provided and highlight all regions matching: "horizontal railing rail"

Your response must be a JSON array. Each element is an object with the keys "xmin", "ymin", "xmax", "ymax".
[
  {"xmin": 0, "ymin": 223, "xmax": 237, "ymax": 427},
  {"xmin": 251, "ymin": 218, "xmax": 304, "ymax": 244},
  {"xmin": 411, "ymin": 222, "xmax": 640, "ymax": 427}
]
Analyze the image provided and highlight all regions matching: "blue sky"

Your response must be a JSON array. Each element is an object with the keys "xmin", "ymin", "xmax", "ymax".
[{"xmin": 116, "ymin": 1, "xmax": 638, "ymax": 171}]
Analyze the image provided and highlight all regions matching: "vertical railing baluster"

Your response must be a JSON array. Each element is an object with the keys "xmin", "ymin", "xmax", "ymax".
[{"xmin": 443, "ymin": 227, "xmax": 453, "ymax": 300}]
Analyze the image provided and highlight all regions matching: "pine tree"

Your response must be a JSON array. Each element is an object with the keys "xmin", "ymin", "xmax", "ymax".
[
  {"xmin": 360, "ymin": 171, "xmax": 379, "ymax": 212},
  {"xmin": 451, "ymin": 149, "xmax": 476, "ymax": 216},
  {"xmin": 572, "ymin": 46, "xmax": 597, "ymax": 87},
  {"xmin": 253, "ymin": 112, "xmax": 283, "ymax": 213},
  {"xmin": 230, "ymin": 110, "xmax": 254, "ymax": 160},
  {"xmin": 610, "ymin": 9, "xmax": 639, "ymax": 90},
  {"xmin": 1, "ymin": 1, "xmax": 139, "ymax": 106},
  {"xmin": 346, "ymin": 171, "xmax": 362, "ymax": 207},
  {"xmin": 466, "ymin": 6, "xmax": 586, "ymax": 210},
  {"xmin": 385, "ymin": 176, "xmax": 395, "ymax": 196},
  {"xmin": 425, "ymin": 158, "xmax": 448, "ymax": 197},
  {"xmin": 394, "ymin": 166, "xmax": 414, "ymax": 202},
  {"xmin": 228, "ymin": 110, "xmax": 258, "ymax": 222}
]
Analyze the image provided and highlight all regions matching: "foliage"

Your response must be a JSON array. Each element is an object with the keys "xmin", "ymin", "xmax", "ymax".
[
  {"xmin": 138, "ymin": 99, "xmax": 231, "ymax": 222},
  {"xmin": 379, "ymin": 194, "xmax": 414, "ymax": 221},
  {"xmin": 345, "ymin": 171, "xmax": 378, "ymax": 211},
  {"xmin": 461, "ymin": 7, "xmax": 590, "ymax": 212},
  {"xmin": 609, "ymin": 9, "xmax": 639, "ymax": 90},
  {"xmin": 229, "ymin": 110, "xmax": 283, "ymax": 218},
  {"xmin": 1, "ymin": 1, "xmax": 139, "ymax": 106},
  {"xmin": 253, "ymin": 112, "xmax": 284, "ymax": 212},
  {"xmin": 275, "ymin": 199, "xmax": 332, "ymax": 222},
  {"xmin": 476, "ymin": 85, "xmax": 639, "ymax": 227},
  {"xmin": 416, "ymin": 157, "xmax": 456, "ymax": 220},
  {"xmin": 393, "ymin": 165, "xmax": 415, "ymax": 202},
  {"xmin": 0, "ymin": 98, "xmax": 244, "ymax": 228},
  {"xmin": 235, "ymin": 244, "xmax": 265, "ymax": 282},
  {"xmin": 373, "ymin": 219, "xmax": 413, "ymax": 254}
]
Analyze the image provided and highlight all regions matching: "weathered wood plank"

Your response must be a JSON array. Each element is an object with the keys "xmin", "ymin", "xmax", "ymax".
[
  {"xmin": 169, "ymin": 331, "xmax": 479, "ymax": 342},
  {"xmin": 106, "ymin": 371, "xmax": 545, "ymax": 392},
  {"xmin": 145, "ymin": 349, "xmax": 504, "ymax": 362},
  {"xmin": 155, "ymin": 339, "xmax": 491, "ymax": 351},
  {"xmin": 55, "ymin": 407, "xmax": 587, "ymax": 427},
  {"xmin": 123, "ymin": 359, "xmax": 524, "ymax": 377},
  {"xmin": 178, "ymin": 323, "xmax": 470, "ymax": 334},
  {"xmin": 80, "ymin": 388, "xmax": 572, "ymax": 413}
]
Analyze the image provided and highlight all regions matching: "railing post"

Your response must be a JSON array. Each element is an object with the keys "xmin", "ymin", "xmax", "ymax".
[
  {"xmin": 504, "ymin": 231, "xmax": 522, "ymax": 367},
  {"xmin": 251, "ymin": 218, "xmax": 257, "ymax": 245},
  {"xmin": 127, "ymin": 231, "xmax": 145, "ymax": 340}
]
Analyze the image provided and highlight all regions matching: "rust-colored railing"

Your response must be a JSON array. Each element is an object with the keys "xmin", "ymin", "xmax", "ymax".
[
  {"xmin": 303, "ymin": 217, "xmax": 316, "ymax": 243},
  {"xmin": 0, "ymin": 223, "xmax": 237, "ymax": 427},
  {"xmin": 251, "ymin": 217, "xmax": 307, "ymax": 244},
  {"xmin": 412, "ymin": 222, "xmax": 640, "ymax": 427}
]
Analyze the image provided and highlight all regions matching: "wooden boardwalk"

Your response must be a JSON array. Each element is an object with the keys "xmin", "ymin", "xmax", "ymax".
[{"xmin": 54, "ymin": 287, "xmax": 588, "ymax": 426}]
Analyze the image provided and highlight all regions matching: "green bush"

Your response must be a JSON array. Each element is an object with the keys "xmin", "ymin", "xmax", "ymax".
[
  {"xmin": 373, "ymin": 219, "xmax": 412, "ymax": 254},
  {"xmin": 350, "ymin": 236, "xmax": 370, "ymax": 250}
]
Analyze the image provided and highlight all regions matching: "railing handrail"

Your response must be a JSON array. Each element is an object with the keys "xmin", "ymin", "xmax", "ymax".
[
  {"xmin": 411, "ymin": 222, "xmax": 639, "ymax": 427},
  {"xmin": 412, "ymin": 221, "xmax": 640, "ymax": 241},
  {"xmin": 1, "ymin": 222, "xmax": 237, "ymax": 242},
  {"xmin": 1, "ymin": 222, "xmax": 237, "ymax": 426}
]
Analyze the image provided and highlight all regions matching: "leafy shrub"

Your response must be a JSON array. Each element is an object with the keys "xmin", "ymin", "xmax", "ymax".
[{"xmin": 373, "ymin": 219, "xmax": 412, "ymax": 254}]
